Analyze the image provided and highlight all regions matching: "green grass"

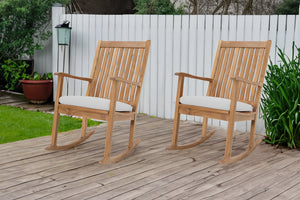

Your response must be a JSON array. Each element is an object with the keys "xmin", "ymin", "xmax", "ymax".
[{"xmin": 0, "ymin": 105, "xmax": 101, "ymax": 144}]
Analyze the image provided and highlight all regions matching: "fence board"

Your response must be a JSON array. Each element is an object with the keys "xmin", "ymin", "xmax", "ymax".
[
  {"xmin": 150, "ymin": 15, "xmax": 158, "ymax": 116},
  {"xmin": 181, "ymin": 15, "xmax": 189, "ymax": 121},
  {"xmin": 172, "ymin": 15, "xmax": 181, "ymax": 120},
  {"xmin": 195, "ymin": 15, "xmax": 205, "ymax": 123},
  {"xmin": 47, "ymin": 7, "xmax": 300, "ymax": 132},
  {"xmin": 157, "ymin": 15, "xmax": 166, "ymax": 118},
  {"xmin": 142, "ymin": 15, "xmax": 150, "ymax": 115},
  {"xmin": 165, "ymin": 15, "xmax": 173, "ymax": 119}
]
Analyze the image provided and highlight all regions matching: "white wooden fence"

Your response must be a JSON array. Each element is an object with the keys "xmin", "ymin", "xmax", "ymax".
[{"xmin": 35, "ymin": 6, "xmax": 300, "ymax": 132}]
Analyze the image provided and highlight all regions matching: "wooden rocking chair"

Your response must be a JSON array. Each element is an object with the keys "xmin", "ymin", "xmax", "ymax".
[
  {"xmin": 46, "ymin": 40, "xmax": 151, "ymax": 164},
  {"xmin": 167, "ymin": 40, "xmax": 271, "ymax": 164}
]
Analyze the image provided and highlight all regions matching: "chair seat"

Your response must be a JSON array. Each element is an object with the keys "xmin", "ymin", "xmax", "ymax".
[
  {"xmin": 59, "ymin": 96, "xmax": 132, "ymax": 112},
  {"xmin": 180, "ymin": 96, "xmax": 253, "ymax": 112}
]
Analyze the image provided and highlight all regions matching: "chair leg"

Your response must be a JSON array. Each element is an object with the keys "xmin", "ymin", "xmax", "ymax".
[
  {"xmin": 48, "ymin": 107, "xmax": 60, "ymax": 148},
  {"xmin": 221, "ymin": 118, "xmax": 235, "ymax": 163},
  {"xmin": 202, "ymin": 117, "xmax": 208, "ymax": 137},
  {"xmin": 100, "ymin": 118, "xmax": 141, "ymax": 164},
  {"xmin": 166, "ymin": 115, "xmax": 216, "ymax": 150},
  {"xmin": 128, "ymin": 119, "xmax": 141, "ymax": 149},
  {"xmin": 45, "ymin": 111, "xmax": 95, "ymax": 151},
  {"xmin": 81, "ymin": 117, "xmax": 87, "ymax": 138},
  {"xmin": 220, "ymin": 119, "xmax": 261, "ymax": 164},
  {"xmin": 166, "ymin": 106, "xmax": 181, "ymax": 149},
  {"xmin": 101, "ymin": 119, "xmax": 114, "ymax": 163}
]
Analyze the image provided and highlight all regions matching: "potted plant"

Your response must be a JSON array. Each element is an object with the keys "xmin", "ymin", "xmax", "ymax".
[{"xmin": 20, "ymin": 72, "xmax": 53, "ymax": 104}]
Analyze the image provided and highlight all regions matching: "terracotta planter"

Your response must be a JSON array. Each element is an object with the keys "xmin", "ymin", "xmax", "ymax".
[{"xmin": 20, "ymin": 80, "xmax": 53, "ymax": 104}]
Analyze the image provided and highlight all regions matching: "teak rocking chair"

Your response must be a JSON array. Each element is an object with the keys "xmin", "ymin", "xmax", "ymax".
[
  {"xmin": 167, "ymin": 40, "xmax": 271, "ymax": 164},
  {"xmin": 46, "ymin": 40, "xmax": 151, "ymax": 164}
]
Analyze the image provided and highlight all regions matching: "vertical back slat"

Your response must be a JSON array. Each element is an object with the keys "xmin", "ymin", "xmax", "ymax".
[
  {"xmin": 119, "ymin": 48, "xmax": 134, "ymax": 100},
  {"xmin": 220, "ymin": 48, "xmax": 235, "ymax": 98},
  {"xmin": 124, "ymin": 48, "xmax": 139, "ymax": 101},
  {"xmin": 133, "ymin": 40, "xmax": 151, "ymax": 110},
  {"xmin": 113, "ymin": 48, "xmax": 124, "ymax": 77},
  {"xmin": 250, "ymin": 49, "xmax": 265, "ymax": 102},
  {"xmin": 236, "ymin": 48, "xmax": 250, "ymax": 100},
  {"xmin": 216, "ymin": 48, "xmax": 231, "ymax": 97},
  {"xmin": 95, "ymin": 48, "xmax": 110, "ymax": 97},
  {"xmin": 240, "ymin": 48, "xmax": 254, "ymax": 100},
  {"xmin": 104, "ymin": 48, "xmax": 120, "ymax": 98},
  {"xmin": 88, "ymin": 42, "xmax": 103, "ymax": 96},
  {"xmin": 130, "ymin": 49, "xmax": 144, "ymax": 101},
  {"xmin": 210, "ymin": 47, "xmax": 226, "ymax": 96},
  {"xmin": 208, "ymin": 40, "xmax": 222, "ymax": 95},
  {"xmin": 99, "ymin": 48, "xmax": 115, "ymax": 97},
  {"xmin": 245, "ymin": 48, "xmax": 260, "ymax": 101},
  {"xmin": 225, "ymin": 48, "xmax": 240, "ymax": 99}
]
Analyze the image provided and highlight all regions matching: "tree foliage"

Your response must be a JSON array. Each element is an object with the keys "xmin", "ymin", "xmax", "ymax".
[
  {"xmin": 185, "ymin": 0, "xmax": 282, "ymax": 15},
  {"xmin": 134, "ymin": 0, "xmax": 185, "ymax": 14},
  {"xmin": 276, "ymin": 0, "xmax": 300, "ymax": 14},
  {"xmin": 0, "ymin": 0, "xmax": 69, "ymax": 61}
]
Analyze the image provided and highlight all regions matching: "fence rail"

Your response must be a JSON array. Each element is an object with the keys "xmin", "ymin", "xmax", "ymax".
[{"xmin": 36, "ymin": 6, "xmax": 300, "ymax": 132}]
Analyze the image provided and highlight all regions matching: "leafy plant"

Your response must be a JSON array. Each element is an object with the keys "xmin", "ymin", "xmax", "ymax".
[
  {"xmin": 1, "ymin": 59, "xmax": 29, "ymax": 90},
  {"xmin": 134, "ymin": 0, "xmax": 185, "ymax": 14},
  {"xmin": 23, "ymin": 71, "xmax": 53, "ymax": 81},
  {"xmin": 261, "ymin": 43, "xmax": 300, "ymax": 148}
]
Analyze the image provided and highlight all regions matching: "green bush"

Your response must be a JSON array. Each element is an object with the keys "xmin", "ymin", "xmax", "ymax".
[
  {"xmin": 0, "ymin": 0, "xmax": 67, "ymax": 61},
  {"xmin": 1, "ymin": 59, "xmax": 29, "ymax": 91},
  {"xmin": 0, "ymin": 0, "xmax": 68, "ymax": 90},
  {"xmin": 261, "ymin": 43, "xmax": 300, "ymax": 148},
  {"xmin": 276, "ymin": 0, "xmax": 300, "ymax": 15},
  {"xmin": 134, "ymin": 0, "xmax": 185, "ymax": 14}
]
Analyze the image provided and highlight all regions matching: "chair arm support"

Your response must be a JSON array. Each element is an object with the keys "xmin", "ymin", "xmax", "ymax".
[
  {"xmin": 110, "ymin": 77, "xmax": 141, "ymax": 87},
  {"xmin": 231, "ymin": 76, "xmax": 263, "ymax": 87},
  {"xmin": 54, "ymin": 72, "xmax": 93, "ymax": 82},
  {"xmin": 175, "ymin": 72, "xmax": 213, "ymax": 82}
]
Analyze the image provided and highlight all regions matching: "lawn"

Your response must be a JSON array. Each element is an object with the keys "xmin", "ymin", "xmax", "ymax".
[{"xmin": 0, "ymin": 105, "xmax": 101, "ymax": 144}]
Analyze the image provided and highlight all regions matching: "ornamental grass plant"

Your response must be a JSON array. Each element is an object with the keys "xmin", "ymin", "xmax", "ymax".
[{"xmin": 261, "ymin": 43, "xmax": 300, "ymax": 148}]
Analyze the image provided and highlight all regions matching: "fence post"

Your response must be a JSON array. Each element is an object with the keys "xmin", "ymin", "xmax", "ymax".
[{"xmin": 52, "ymin": 5, "xmax": 65, "ymax": 100}]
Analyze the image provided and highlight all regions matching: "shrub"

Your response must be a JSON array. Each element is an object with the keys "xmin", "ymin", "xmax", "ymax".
[
  {"xmin": 134, "ymin": 0, "xmax": 185, "ymax": 14},
  {"xmin": 261, "ymin": 43, "xmax": 300, "ymax": 148},
  {"xmin": 1, "ymin": 59, "xmax": 29, "ymax": 91},
  {"xmin": 0, "ymin": 0, "xmax": 67, "ymax": 61},
  {"xmin": 276, "ymin": 0, "xmax": 300, "ymax": 15},
  {"xmin": 0, "ymin": 0, "xmax": 68, "ymax": 90}
]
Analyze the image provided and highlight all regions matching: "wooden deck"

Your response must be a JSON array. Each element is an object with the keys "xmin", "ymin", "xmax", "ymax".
[
  {"xmin": 0, "ymin": 90, "xmax": 54, "ymax": 113},
  {"xmin": 1, "ymin": 114, "xmax": 300, "ymax": 200}
]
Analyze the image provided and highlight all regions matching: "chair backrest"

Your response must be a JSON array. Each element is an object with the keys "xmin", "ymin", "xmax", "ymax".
[
  {"xmin": 208, "ymin": 40, "xmax": 271, "ymax": 109},
  {"xmin": 86, "ymin": 40, "xmax": 151, "ymax": 111}
]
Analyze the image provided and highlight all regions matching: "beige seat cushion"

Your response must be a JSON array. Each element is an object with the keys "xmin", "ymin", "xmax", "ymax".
[
  {"xmin": 180, "ymin": 96, "xmax": 253, "ymax": 112},
  {"xmin": 59, "ymin": 96, "xmax": 132, "ymax": 112}
]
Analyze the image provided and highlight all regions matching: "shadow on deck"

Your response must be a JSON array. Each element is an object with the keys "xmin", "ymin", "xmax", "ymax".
[{"xmin": 0, "ymin": 113, "xmax": 300, "ymax": 200}]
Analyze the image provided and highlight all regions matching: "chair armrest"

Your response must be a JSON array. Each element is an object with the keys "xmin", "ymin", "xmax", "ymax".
[
  {"xmin": 54, "ymin": 72, "xmax": 93, "ymax": 82},
  {"xmin": 110, "ymin": 77, "xmax": 141, "ymax": 87},
  {"xmin": 175, "ymin": 72, "xmax": 213, "ymax": 82},
  {"xmin": 231, "ymin": 76, "xmax": 263, "ymax": 87}
]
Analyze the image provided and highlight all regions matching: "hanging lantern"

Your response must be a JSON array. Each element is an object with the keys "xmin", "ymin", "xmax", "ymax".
[{"xmin": 55, "ymin": 20, "xmax": 71, "ymax": 45}]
